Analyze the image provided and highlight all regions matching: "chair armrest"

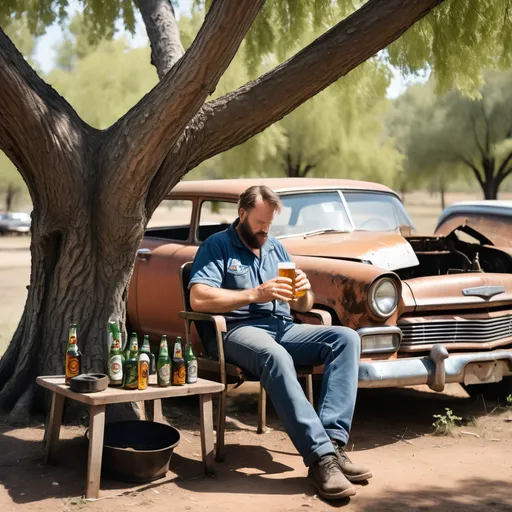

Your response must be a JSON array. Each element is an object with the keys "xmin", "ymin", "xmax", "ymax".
[
  {"xmin": 296, "ymin": 308, "xmax": 332, "ymax": 326},
  {"xmin": 179, "ymin": 311, "xmax": 227, "ymax": 332},
  {"xmin": 179, "ymin": 311, "xmax": 228, "ymax": 382}
]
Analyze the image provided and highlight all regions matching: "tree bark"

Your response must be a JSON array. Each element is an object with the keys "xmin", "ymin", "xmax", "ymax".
[{"xmin": 137, "ymin": 0, "xmax": 185, "ymax": 79}]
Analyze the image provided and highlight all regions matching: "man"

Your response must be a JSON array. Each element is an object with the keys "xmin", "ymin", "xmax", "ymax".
[{"xmin": 189, "ymin": 185, "xmax": 371, "ymax": 500}]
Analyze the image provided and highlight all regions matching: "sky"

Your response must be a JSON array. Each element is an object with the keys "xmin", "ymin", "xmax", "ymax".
[{"xmin": 32, "ymin": 0, "xmax": 417, "ymax": 98}]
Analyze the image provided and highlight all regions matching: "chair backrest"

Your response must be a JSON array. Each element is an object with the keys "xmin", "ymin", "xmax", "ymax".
[{"xmin": 179, "ymin": 261, "xmax": 194, "ymax": 312}]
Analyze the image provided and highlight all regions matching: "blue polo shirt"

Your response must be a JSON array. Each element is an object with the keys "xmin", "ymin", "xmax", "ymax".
[{"xmin": 189, "ymin": 219, "xmax": 293, "ymax": 351}]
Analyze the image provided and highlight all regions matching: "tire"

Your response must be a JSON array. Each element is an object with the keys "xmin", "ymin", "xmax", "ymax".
[{"xmin": 462, "ymin": 376, "xmax": 512, "ymax": 402}]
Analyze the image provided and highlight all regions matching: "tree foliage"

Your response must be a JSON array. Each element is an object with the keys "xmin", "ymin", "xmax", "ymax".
[{"xmin": 389, "ymin": 71, "xmax": 512, "ymax": 199}]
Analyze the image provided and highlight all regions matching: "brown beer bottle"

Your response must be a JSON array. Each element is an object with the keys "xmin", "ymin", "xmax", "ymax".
[
  {"xmin": 65, "ymin": 323, "xmax": 81, "ymax": 385},
  {"xmin": 171, "ymin": 336, "xmax": 186, "ymax": 386}
]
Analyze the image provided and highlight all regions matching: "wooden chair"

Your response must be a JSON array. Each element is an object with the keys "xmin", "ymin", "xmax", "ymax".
[{"xmin": 179, "ymin": 261, "xmax": 332, "ymax": 461}]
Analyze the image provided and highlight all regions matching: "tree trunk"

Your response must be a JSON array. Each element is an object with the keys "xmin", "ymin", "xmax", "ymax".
[
  {"xmin": 439, "ymin": 178, "xmax": 446, "ymax": 210},
  {"xmin": 5, "ymin": 183, "xmax": 19, "ymax": 212},
  {"xmin": 482, "ymin": 179, "xmax": 499, "ymax": 200},
  {"xmin": 0, "ymin": 163, "xmax": 147, "ymax": 415}
]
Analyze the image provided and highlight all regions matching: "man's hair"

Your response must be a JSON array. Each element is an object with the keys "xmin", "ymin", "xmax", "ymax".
[{"xmin": 238, "ymin": 185, "xmax": 282, "ymax": 213}]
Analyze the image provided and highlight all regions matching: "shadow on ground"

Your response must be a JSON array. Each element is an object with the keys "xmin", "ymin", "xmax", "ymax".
[{"xmin": 359, "ymin": 478, "xmax": 512, "ymax": 511}]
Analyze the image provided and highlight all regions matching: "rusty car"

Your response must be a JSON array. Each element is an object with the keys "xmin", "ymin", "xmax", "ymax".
[{"xmin": 128, "ymin": 179, "xmax": 512, "ymax": 399}]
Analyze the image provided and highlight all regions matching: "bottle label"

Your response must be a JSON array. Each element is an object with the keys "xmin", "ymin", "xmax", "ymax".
[
  {"xmin": 67, "ymin": 356, "xmax": 80, "ymax": 376},
  {"xmin": 172, "ymin": 362, "xmax": 186, "ymax": 385},
  {"xmin": 109, "ymin": 355, "xmax": 123, "ymax": 381},
  {"xmin": 186, "ymin": 361, "xmax": 198, "ymax": 384},
  {"xmin": 124, "ymin": 363, "xmax": 139, "ymax": 389},
  {"xmin": 138, "ymin": 361, "xmax": 149, "ymax": 389},
  {"xmin": 158, "ymin": 364, "xmax": 170, "ymax": 383}
]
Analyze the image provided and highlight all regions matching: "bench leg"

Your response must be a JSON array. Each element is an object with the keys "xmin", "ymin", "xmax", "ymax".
[
  {"xmin": 152, "ymin": 399, "xmax": 165, "ymax": 423},
  {"xmin": 215, "ymin": 389, "xmax": 227, "ymax": 462},
  {"xmin": 257, "ymin": 385, "xmax": 266, "ymax": 434},
  {"xmin": 305, "ymin": 375, "xmax": 314, "ymax": 406},
  {"xmin": 200, "ymin": 393, "xmax": 215, "ymax": 474},
  {"xmin": 44, "ymin": 392, "xmax": 65, "ymax": 464},
  {"xmin": 86, "ymin": 405, "xmax": 106, "ymax": 499}
]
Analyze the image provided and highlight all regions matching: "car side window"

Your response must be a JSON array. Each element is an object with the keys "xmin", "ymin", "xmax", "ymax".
[
  {"xmin": 146, "ymin": 199, "xmax": 193, "ymax": 241},
  {"xmin": 197, "ymin": 201, "xmax": 237, "ymax": 242}
]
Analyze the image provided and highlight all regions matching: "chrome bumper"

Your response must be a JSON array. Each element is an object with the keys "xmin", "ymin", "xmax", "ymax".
[{"xmin": 359, "ymin": 345, "xmax": 512, "ymax": 391}]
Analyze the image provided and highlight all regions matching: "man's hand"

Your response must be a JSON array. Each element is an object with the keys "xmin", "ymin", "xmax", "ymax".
[
  {"xmin": 294, "ymin": 268, "xmax": 311, "ymax": 298},
  {"xmin": 254, "ymin": 277, "xmax": 294, "ymax": 303}
]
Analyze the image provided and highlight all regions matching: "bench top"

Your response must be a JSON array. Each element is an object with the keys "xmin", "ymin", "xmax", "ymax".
[{"xmin": 36, "ymin": 375, "xmax": 224, "ymax": 406}]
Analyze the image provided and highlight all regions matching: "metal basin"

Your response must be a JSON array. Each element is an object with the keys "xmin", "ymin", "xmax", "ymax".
[{"xmin": 99, "ymin": 420, "xmax": 180, "ymax": 483}]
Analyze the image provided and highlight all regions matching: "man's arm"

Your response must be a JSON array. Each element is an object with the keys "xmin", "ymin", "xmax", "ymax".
[
  {"xmin": 291, "ymin": 289, "xmax": 315, "ymax": 313},
  {"xmin": 190, "ymin": 277, "xmax": 294, "ymax": 313}
]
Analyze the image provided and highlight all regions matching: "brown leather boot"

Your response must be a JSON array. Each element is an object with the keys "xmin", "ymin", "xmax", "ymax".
[
  {"xmin": 308, "ymin": 454, "xmax": 356, "ymax": 500},
  {"xmin": 332, "ymin": 442, "xmax": 372, "ymax": 482}
]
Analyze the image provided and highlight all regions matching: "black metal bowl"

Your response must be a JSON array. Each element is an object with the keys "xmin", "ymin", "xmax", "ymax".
[{"xmin": 94, "ymin": 420, "xmax": 180, "ymax": 483}]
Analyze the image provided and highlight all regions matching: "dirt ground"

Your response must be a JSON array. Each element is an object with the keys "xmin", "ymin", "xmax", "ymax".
[{"xmin": 1, "ymin": 192, "xmax": 512, "ymax": 511}]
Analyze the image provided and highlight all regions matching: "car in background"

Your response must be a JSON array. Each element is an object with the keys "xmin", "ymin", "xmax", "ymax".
[
  {"xmin": 0, "ymin": 212, "xmax": 31, "ymax": 236},
  {"xmin": 435, "ymin": 200, "xmax": 512, "ymax": 250},
  {"xmin": 128, "ymin": 179, "xmax": 512, "ymax": 400}
]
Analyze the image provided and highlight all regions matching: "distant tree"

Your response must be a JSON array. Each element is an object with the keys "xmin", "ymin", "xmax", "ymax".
[{"xmin": 390, "ymin": 72, "xmax": 512, "ymax": 200}]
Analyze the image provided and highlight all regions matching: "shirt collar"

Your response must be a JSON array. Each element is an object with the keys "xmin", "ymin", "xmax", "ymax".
[{"xmin": 229, "ymin": 218, "xmax": 275, "ymax": 253}]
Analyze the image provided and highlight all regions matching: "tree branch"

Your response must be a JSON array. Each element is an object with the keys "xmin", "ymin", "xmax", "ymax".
[
  {"xmin": 0, "ymin": 26, "xmax": 85, "ymax": 192},
  {"xmin": 498, "ymin": 167, "xmax": 512, "ymax": 183},
  {"xmin": 137, "ymin": 0, "xmax": 185, "ymax": 79},
  {"xmin": 497, "ymin": 150, "xmax": 512, "ymax": 178},
  {"xmin": 469, "ymin": 109, "xmax": 486, "ymax": 160},
  {"xmin": 180, "ymin": 0, "xmax": 443, "ymax": 171},
  {"xmin": 456, "ymin": 153, "xmax": 485, "ymax": 189},
  {"xmin": 105, "ymin": 0, "xmax": 265, "ymax": 197}
]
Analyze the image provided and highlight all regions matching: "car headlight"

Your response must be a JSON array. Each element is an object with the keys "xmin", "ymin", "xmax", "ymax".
[
  {"xmin": 369, "ymin": 278, "xmax": 398, "ymax": 318},
  {"xmin": 358, "ymin": 326, "xmax": 402, "ymax": 354}
]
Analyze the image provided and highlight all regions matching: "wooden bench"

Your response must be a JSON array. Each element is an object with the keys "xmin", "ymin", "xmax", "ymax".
[{"xmin": 37, "ymin": 375, "xmax": 224, "ymax": 499}]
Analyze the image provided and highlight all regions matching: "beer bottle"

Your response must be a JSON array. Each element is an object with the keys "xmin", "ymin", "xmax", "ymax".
[
  {"xmin": 184, "ymin": 341, "xmax": 198, "ymax": 384},
  {"xmin": 157, "ymin": 335, "xmax": 171, "ymax": 387},
  {"xmin": 65, "ymin": 323, "xmax": 81, "ymax": 385},
  {"xmin": 108, "ymin": 321, "xmax": 123, "ymax": 387},
  {"xmin": 172, "ymin": 336, "xmax": 186, "ymax": 386},
  {"xmin": 141, "ymin": 335, "xmax": 156, "ymax": 375},
  {"xmin": 124, "ymin": 333, "xmax": 139, "ymax": 389}
]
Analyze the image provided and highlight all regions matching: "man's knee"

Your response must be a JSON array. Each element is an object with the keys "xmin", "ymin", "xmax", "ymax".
[{"xmin": 331, "ymin": 326, "xmax": 361, "ymax": 356}]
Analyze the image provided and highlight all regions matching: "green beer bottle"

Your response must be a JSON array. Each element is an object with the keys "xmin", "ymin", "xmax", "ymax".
[
  {"xmin": 172, "ymin": 337, "xmax": 186, "ymax": 386},
  {"xmin": 124, "ymin": 333, "xmax": 139, "ymax": 389},
  {"xmin": 141, "ymin": 335, "xmax": 156, "ymax": 375},
  {"xmin": 108, "ymin": 321, "xmax": 123, "ymax": 387},
  {"xmin": 157, "ymin": 335, "xmax": 171, "ymax": 387},
  {"xmin": 65, "ymin": 323, "xmax": 81, "ymax": 385},
  {"xmin": 185, "ymin": 341, "xmax": 198, "ymax": 384}
]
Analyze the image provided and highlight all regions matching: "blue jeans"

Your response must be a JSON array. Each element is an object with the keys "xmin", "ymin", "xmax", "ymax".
[{"xmin": 223, "ymin": 315, "xmax": 361, "ymax": 466}]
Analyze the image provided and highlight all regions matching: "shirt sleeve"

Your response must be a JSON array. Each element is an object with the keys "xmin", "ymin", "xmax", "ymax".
[{"xmin": 189, "ymin": 238, "xmax": 225, "ymax": 289}]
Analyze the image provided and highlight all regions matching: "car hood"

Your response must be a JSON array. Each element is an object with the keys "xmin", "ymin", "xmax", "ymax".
[
  {"xmin": 280, "ymin": 231, "xmax": 419, "ymax": 271},
  {"xmin": 403, "ymin": 272, "xmax": 512, "ymax": 310}
]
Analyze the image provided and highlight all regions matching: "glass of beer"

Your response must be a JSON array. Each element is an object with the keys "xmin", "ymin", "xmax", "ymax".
[{"xmin": 278, "ymin": 262, "xmax": 305, "ymax": 299}]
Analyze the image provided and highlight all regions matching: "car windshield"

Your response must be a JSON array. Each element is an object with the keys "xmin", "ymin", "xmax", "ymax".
[
  {"xmin": 343, "ymin": 191, "xmax": 414, "ymax": 232},
  {"xmin": 271, "ymin": 190, "xmax": 414, "ymax": 237}
]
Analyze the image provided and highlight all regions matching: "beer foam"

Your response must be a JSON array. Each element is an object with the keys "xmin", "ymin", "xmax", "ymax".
[{"xmin": 278, "ymin": 262, "xmax": 296, "ymax": 269}]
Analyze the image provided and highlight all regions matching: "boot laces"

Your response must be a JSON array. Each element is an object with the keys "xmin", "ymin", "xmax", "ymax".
[
  {"xmin": 334, "ymin": 444, "xmax": 352, "ymax": 464},
  {"xmin": 318, "ymin": 455, "xmax": 340, "ymax": 475}
]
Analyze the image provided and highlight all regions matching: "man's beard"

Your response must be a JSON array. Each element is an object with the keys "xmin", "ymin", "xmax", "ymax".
[{"xmin": 238, "ymin": 218, "xmax": 268, "ymax": 249}]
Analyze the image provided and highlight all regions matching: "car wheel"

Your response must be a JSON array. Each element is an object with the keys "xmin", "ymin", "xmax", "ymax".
[{"xmin": 462, "ymin": 376, "xmax": 512, "ymax": 402}]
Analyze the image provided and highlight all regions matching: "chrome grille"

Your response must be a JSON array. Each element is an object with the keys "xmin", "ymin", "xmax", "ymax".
[{"xmin": 400, "ymin": 314, "xmax": 512, "ymax": 345}]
